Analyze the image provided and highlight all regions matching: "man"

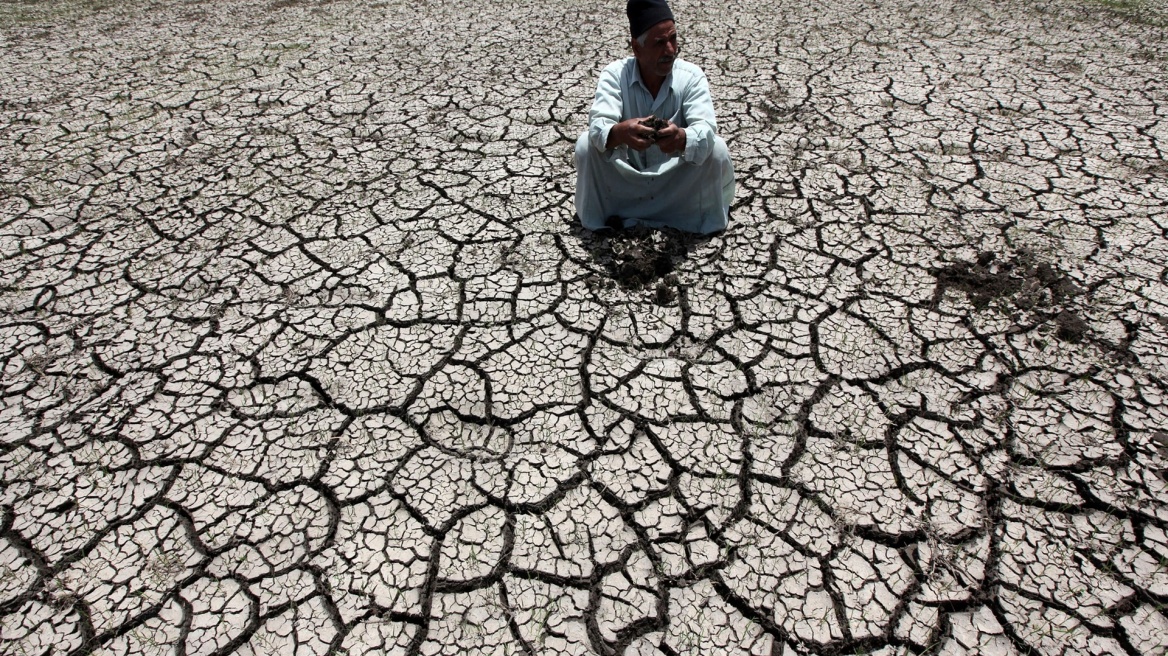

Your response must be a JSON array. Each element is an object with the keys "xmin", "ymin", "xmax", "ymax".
[{"xmin": 574, "ymin": 0, "xmax": 735, "ymax": 234}]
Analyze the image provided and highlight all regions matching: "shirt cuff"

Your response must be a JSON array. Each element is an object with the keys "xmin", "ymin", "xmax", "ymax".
[
  {"xmin": 681, "ymin": 127, "xmax": 711, "ymax": 165},
  {"xmin": 682, "ymin": 127, "xmax": 697, "ymax": 163},
  {"xmin": 596, "ymin": 124, "xmax": 612, "ymax": 152},
  {"xmin": 591, "ymin": 124, "xmax": 625, "ymax": 161}
]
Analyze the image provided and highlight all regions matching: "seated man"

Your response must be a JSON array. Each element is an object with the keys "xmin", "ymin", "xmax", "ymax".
[{"xmin": 575, "ymin": 0, "xmax": 735, "ymax": 234}]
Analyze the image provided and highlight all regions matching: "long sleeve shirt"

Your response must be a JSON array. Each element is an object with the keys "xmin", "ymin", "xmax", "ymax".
[{"xmin": 586, "ymin": 57, "xmax": 720, "ymax": 171}]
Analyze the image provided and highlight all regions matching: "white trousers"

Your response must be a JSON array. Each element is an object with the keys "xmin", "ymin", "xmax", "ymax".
[{"xmin": 574, "ymin": 132, "xmax": 735, "ymax": 234}]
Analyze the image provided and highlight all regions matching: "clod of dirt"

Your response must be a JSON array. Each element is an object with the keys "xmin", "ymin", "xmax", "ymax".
[
  {"xmin": 1055, "ymin": 310, "xmax": 1088, "ymax": 343},
  {"xmin": 584, "ymin": 274, "xmax": 615, "ymax": 291},
  {"xmin": 655, "ymin": 282, "xmax": 677, "ymax": 306},
  {"xmin": 654, "ymin": 252, "xmax": 674, "ymax": 276},
  {"xmin": 639, "ymin": 115, "xmax": 669, "ymax": 140},
  {"xmin": 617, "ymin": 254, "xmax": 656, "ymax": 288}
]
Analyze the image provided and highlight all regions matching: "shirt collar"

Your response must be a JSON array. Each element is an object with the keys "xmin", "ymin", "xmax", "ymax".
[{"xmin": 630, "ymin": 57, "xmax": 674, "ymax": 95}]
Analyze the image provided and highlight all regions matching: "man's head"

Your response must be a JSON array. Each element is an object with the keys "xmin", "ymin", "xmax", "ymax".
[{"xmin": 628, "ymin": 0, "xmax": 678, "ymax": 81}]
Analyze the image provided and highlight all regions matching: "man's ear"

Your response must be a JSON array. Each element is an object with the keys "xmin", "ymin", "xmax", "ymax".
[{"xmin": 630, "ymin": 38, "xmax": 639, "ymax": 54}]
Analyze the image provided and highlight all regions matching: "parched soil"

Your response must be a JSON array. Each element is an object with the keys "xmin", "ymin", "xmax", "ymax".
[{"xmin": 2, "ymin": 0, "xmax": 1167, "ymax": 654}]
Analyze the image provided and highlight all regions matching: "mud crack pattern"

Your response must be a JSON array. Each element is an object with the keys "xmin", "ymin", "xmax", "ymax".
[{"xmin": 2, "ymin": 0, "xmax": 1168, "ymax": 654}]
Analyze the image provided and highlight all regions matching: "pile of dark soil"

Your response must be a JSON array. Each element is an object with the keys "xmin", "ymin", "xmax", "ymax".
[
  {"xmin": 1054, "ymin": 310, "xmax": 1089, "ymax": 343},
  {"xmin": 586, "ymin": 225, "xmax": 692, "ymax": 303},
  {"xmin": 930, "ymin": 250, "xmax": 1088, "ymax": 342}
]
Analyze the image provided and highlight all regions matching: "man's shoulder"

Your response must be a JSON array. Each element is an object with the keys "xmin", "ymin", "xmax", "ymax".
[
  {"xmin": 672, "ymin": 59, "xmax": 707, "ymax": 80},
  {"xmin": 601, "ymin": 57, "xmax": 636, "ymax": 77}
]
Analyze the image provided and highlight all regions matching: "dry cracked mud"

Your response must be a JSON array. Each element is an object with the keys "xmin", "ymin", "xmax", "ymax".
[{"xmin": 2, "ymin": 0, "xmax": 1168, "ymax": 654}]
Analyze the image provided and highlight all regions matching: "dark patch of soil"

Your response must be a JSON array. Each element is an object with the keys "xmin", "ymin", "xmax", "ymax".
[
  {"xmin": 931, "ymin": 252, "xmax": 1016, "ymax": 308},
  {"xmin": 586, "ymin": 225, "xmax": 701, "ymax": 291},
  {"xmin": 931, "ymin": 250, "xmax": 1088, "ymax": 342},
  {"xmin": 614, "ymin": 237, "xmax": 675, "ymax": 288},
  {"xmin": 931, "ymin": 250, "xmax": 1081, "ymax": 310}
]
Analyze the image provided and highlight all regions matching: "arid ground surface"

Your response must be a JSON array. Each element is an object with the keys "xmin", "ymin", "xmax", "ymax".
[{"xmin": 2, "ymin": 0, "xmax": 1168, "ymax": 654}]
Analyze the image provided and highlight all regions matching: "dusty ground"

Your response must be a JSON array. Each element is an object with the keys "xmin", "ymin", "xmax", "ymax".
[{"xmin": 2, "ymin": 0, "xmax": 1168, "ymax": 653}]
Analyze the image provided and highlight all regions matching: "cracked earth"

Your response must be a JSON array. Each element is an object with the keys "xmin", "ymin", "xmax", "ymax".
[{"xmin": 2, "ymin": 0, "xmax": 1168, "ymax": 654}]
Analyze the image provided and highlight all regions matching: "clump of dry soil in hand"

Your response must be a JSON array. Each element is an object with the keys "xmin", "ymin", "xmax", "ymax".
[
  {"xmin": 931, "ymin": 250, "xmax": 1088, "ymax": 341},
  {"xmin": 639, "ymin": 115, "xmax": 669, "ymax": 140}
]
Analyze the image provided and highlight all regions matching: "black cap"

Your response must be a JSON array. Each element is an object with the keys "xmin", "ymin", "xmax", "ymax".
[{"xmin": 627, "ymin": 0, "xmax": 674, "ymax": 38}]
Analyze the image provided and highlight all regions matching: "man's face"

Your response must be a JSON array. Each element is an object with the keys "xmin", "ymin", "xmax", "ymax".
[{"xmin": 632, "ymin": 20, "xmax": 679, "ymax": 79}]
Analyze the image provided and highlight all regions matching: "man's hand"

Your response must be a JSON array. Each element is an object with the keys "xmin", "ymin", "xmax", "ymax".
[
  {"xmin": 607, "ymin": 117, "xmax": 659, "ymax": 152},
  {"xmin": 654, "ymin": 122, "xmax": 686, "ymax": 156}
]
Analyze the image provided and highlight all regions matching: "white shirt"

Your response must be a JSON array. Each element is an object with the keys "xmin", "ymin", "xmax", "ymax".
[{"xmin": 586, "ymin": 57, "xmax": 719, "ymax": 171}]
